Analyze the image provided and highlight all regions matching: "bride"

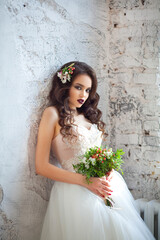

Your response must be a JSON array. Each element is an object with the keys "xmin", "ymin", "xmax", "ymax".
[{"xmin": 35, "ymin": 61, "xmax": 155, "ymax": 240}]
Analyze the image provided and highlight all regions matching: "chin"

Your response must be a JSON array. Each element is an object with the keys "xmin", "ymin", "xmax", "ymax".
[{"xmin": 77, "ymin": 104, "xmax": 84, "ymax": 109}]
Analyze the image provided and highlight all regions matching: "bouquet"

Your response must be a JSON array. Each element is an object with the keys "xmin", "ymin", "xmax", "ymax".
[{"xmin": 73, "ymin": 146, "xmax": 125, "ymax": 207}]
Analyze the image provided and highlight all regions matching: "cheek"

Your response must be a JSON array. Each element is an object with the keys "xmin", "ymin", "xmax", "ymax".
[
  {"xmin": 69, "ymin": 87, "xmax": 73, "ymax": 97},
  {"xmin": 86, "ymin": 92, "xmax": 90, "ymax": 99},
  {"xmin": 69, "ymin": 87, "xmax": 77, "ymax": 99}
]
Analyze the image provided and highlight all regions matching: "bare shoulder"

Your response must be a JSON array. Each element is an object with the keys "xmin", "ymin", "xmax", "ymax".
[
  {"xmin": 42, "ymin": 106, "xmax": 59, "ymax": 121},
  {"xmin": 40, "ymin": 106, "xmax": 60, "ymax": 131},
  {"xmin": 38, "ymin": 106, "xmax": 60, "ymax": 140}
]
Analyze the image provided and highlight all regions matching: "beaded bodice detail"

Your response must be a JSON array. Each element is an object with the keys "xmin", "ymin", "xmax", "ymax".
[{"xmin": 51, "ymin": 124, "xmax": 102, "ymax": 172}]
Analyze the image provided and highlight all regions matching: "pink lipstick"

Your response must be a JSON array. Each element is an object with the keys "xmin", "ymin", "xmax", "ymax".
[{"xmin": 77, "ymin": 99, "xmax": 84, "ymax": 104}]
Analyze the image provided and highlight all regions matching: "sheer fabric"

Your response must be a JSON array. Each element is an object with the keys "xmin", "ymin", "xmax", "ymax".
[{"xmin": 40, "ymin": 124, "xmax": 155, "ymax": 240}]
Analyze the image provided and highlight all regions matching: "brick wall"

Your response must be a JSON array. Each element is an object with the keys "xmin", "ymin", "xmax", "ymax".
[{"xmin": 106, "ymin": 0, "xmax": 160, "ymax": 200}]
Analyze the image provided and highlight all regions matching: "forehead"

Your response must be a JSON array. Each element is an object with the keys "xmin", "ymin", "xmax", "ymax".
[{"xmin": 72, "ymin": 74, "xmax": 92, "ymax": 88}]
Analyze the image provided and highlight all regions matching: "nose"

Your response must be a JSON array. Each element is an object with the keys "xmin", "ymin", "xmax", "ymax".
[{"xmin": 80, "ymin": 90, "xmax": 87, "ymax": 98}]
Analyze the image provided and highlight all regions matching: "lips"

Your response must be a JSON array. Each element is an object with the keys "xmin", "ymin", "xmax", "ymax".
[{"xmin": 77, "ymin": 99, "xmax": 84, "ymax": 104}]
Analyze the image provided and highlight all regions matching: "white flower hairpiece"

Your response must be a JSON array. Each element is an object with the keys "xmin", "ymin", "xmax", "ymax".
[{"xmin": 57, "ymin": 63, "xmax": 75, "ymax": 83}]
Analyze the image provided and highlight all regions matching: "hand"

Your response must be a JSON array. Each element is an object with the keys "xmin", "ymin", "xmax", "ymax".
[
  {"xmin": 106, "ymin": 169, "xmax": 114, "ymax": 182},
  {"xmin": 84, "ymin": 176, "xmax": 113, "ymax": 199}
]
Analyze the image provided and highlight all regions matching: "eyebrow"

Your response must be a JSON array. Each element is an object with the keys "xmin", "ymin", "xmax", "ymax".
[{"xmin": 74, "ymin": 83, "xmax": 91, "ymax": 89}]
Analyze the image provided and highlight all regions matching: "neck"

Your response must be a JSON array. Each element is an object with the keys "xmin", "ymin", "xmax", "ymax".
[{"xmin": 73, "ymin": 109, "xmax": 79, "ymax": 117}]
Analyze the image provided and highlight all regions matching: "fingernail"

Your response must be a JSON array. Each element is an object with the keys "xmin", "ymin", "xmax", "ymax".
[{"xmin": 109, "ymin": 193, "xmax": 111, "ymax": 195}]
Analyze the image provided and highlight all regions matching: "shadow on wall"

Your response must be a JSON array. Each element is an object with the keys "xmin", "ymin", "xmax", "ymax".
[
  {"xmin": 0, "ymin": 186, "xmax": 18, "ymax": 239},
  {"xmin": 25, "ymin": 74, "xmax": 60, "ymax": 238},
  {"xmin": 26, "ymin": 79, "xmax": 53, "ymax": 202}
]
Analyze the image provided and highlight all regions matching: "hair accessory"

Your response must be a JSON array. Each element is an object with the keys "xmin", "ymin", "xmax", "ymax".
[{"xmin": 57, "ymin": 63, "xmax": 75, "ymax": 84}]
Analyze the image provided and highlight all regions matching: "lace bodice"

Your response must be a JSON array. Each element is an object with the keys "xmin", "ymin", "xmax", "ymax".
[{"xmin": 51, "ymin": 124, "xmax": 102, "ymax": 172}]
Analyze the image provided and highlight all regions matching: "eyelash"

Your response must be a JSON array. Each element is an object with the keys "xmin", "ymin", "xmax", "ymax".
[{"xmin": 75, "ymin": 86, "xmax": 90, "ymax": 93}]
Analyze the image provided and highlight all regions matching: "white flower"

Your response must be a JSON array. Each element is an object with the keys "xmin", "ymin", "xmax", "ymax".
[
  {"xmin": 89, "ymin": 157, "xmax": 96, "ymax": 165},
  {"xmin": 65, "ymin": 72, "xmax": 71, "ymax": 82},
  {"xmin": 105, "ymin": 148, "xmax": 113, "ymax": 158},
  {"xmin": 57, "ymin": 71, "xmax": 62, "ymax": 78},
  {"xmin": 81, "ymin": 157, "xmax": 87, "ymax": 164},
  {"xmin": 67, "ymin": 75, "xmax": 71, "ymax": 81},
  {"xmin": 85, "ymin": 162, "xmax": 90, "ymax": 169},
  {"xmin": 62, "ymin": 76, "xmax": 67, "ymax": 83},
  {"xmin": 106, "ymin": 152, "xmax": 111, "ymax": 158}
]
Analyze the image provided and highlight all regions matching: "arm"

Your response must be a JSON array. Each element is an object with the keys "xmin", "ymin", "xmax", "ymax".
[
  {"xmin": 35, "ymin": 107, "xmax": 85, "ymax": 186},
  {"xmin": 35, "ymin": 107, "xmax": 112, "ymax": 196}
]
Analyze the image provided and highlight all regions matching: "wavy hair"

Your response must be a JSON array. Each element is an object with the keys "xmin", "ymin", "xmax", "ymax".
[{"xmin": 48, "ymin": 61, "xmax": 108, "ymax": 140}]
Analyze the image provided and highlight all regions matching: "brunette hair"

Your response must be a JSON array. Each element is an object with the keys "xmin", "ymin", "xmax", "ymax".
[{"xmin": 48, "ymin": 61, "xmax": 108, "ymax": 140}]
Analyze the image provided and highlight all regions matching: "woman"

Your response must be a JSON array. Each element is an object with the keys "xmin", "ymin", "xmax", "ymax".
[{"xmin": 35, "ymin": 61, "xmax": 155, "ymax": 240}]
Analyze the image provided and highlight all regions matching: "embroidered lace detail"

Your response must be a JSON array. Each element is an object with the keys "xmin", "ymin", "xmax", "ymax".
[{"xmin": 60, "ymin": 124, "xmax": 102, "ymax": 172}]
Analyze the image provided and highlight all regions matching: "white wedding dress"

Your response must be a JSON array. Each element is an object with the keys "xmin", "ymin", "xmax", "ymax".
[{"xmin": 40, "ymin": 124, "xmax": 155, "ymax": 240}]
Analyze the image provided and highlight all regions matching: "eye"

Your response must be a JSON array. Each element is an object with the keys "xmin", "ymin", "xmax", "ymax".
[
  {"xmin": 86, "ymin": 89, "xmax": 91, "ymax": 93},
  {"xmin": 75, "ymin": 86, "xmax": 81, "ymax": 90}
]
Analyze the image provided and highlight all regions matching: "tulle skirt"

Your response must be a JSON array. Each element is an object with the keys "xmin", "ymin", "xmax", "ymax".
[{"xmin": 40, "ymin": 171, "xmax": 155, "ymax": 240}]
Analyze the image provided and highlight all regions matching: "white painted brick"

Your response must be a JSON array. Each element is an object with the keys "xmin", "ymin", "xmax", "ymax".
[
  {"xmin": 108, "ymin": 0, "xmax": 160, "ymax": 202},
  {"xmin": 141, "ymin": 103, "xmax": 160, "ymax": 116},
  {"xmin": 126, "ymin": 9, "xmax": 160, "ymax": 21},
  {"xmin": 143, "ymin": 58, "xmax": 159, "ymax": 68},
  {"xmin": 109, "ymin": 72, "xmax": 133, "ymax": 84},
  {"xmin": 125, "ymin": 46, "xmax": 142, "ymax": 58},
  {"xmin": 133, "ymin": 73, "xmax": 156, "ymax": 84},
  {"xmin": 129, "ymin": 147, "xmax": 143, "ymax": 160},
  {"xmin": 148, "ymin": 130, "xmax": 160, "ymax": 137},
  {"xmin": 125, "ymin": 85, "xmax": 146, "ymax": 98},
  {"xmin": 148, "ymin": 161, "xmax": 160, "ymax": 173},
  {"xmin": 144, "ymin": 150, "xmax": 160, "ymax": 162},
  {"xmin": 143, "ymin": 136, "xmax": 160, "ymax": 146},
  {"xmin": 111, "ymin": 25, "xmax": 142, "ymax": 39},
  {"xmin": 109, "ymin": 1, "xmax": 159, "ymax": 10},
  {"xmin": 144, "ymin": 120, "xmax": 159, "ymax": 131},
  {"xmin": 125, "ymin": 37, "xmax": 143, "ymax": 49},
  {"xmin": 116, "ymin": 134, "xmax": 139, "ymax": 145},
  {"xmin": 143, "ymin": 88, "xmax": 160, "ymax": 100},
  {"xmin": 112, "ymin": 55, "xmax": 141, "ymax": 68},
  {"xmin": 116, "ymin": 119, "xmax": 142, "ymax": 134}
]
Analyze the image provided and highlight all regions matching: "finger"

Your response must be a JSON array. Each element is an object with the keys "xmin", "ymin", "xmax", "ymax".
[
  {"xmin": 98, "ymin": 190, "xmax": 108, "ymax": 198},
  {"xmin": 102, "ymin": 180, "xmax": 111, "ymax": 187},
  {"xmin": 102, "ymin": 187, "xmax": 113, "ymax": 194},
  {"xmin": 102, "ymin": 183, "xmax": 111, "ymax": 189},
  {"xmin": 98, "ymin": 192, "xmax": 105, "ymax": 198},
  {"xmin": 100, "ymin": 187, "xmax": 113, "ymax": 196},
  {"xmin": 103, "ymin": 184, "xmax": 112, "ymax": 190},
  {"xmin": 101, "ymin": 179, "xmax": 110, "ymax": 185},
  {"xmin": 104, "ymin": 193, "xmax": 112, "ymax": 199},
  {"xmin": 94, "ymin": 189, "xmax": 105, "ymax": 198},
  {"xmin": 107, "ymin": 170, "xmax": 113, "ymax": 176},
  {"xmin": 106, "ymin": 172, "xmax": 114, "ymax": 181},
  {"xmin": 101, "ymin": 191, "xmax": 112, "ymax": 196},
  {"xmin": 106, "ymin": 176, "xmax": 112, "ymax": 181}
]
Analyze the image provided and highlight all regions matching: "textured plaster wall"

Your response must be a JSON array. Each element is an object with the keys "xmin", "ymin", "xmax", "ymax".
[
  {"xmin": 0, "ymin": 0, "xmax": 109, "ymax": 239},
  {"xmin": 106, "ymin": 0, "xmax": 160, "ymax": 200},
  {"xmin": 0, "ymin": 0, "xmax": 160, "ymax": 239}
]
